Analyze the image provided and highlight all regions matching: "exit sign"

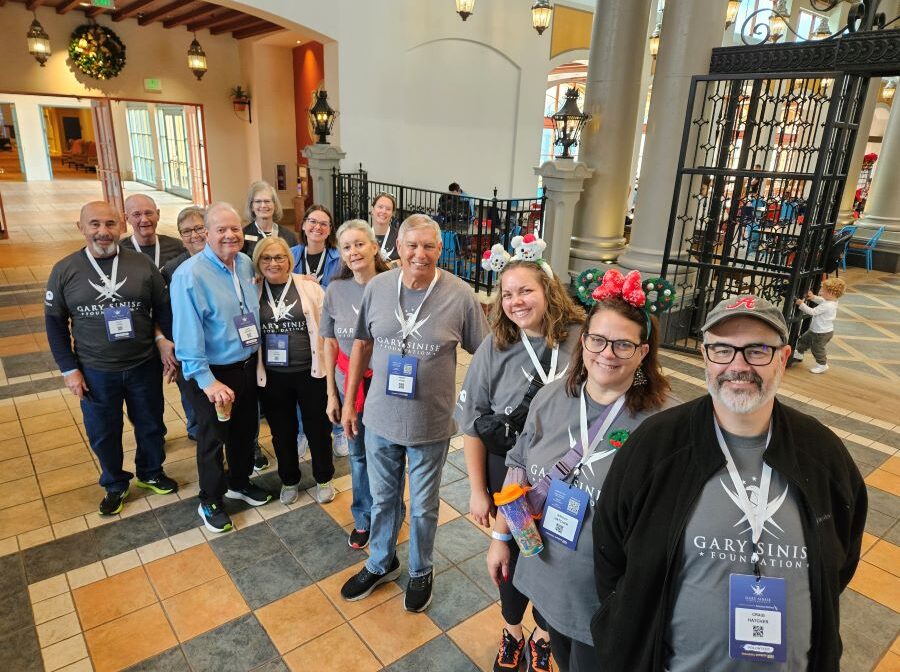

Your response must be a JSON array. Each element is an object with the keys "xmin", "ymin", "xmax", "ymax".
[
  {"xmin": 143, "ymin": 78, "xmax": 162, "ymax": 93},
  {"xmin": 91, "ymin": 0, "xmax": 116, "ymax": 8}
]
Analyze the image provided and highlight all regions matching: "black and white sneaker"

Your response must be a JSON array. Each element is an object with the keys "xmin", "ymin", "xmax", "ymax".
[
  {"xmin": 404, "ymin": 571, "xmax": 433, "ymax": 612},
  {"xmin": 99, "ymin": 487, "xmax": 128, "ymax": 516},
  {"xmin": 253, "ymin": 444, "xmax": 269, "ymax": 472},
  {"xmin": 340, "ymin": 556, "xmax": 401, "ymax": 601},
  {"xmin": 348, "ymin": 528, "xmax": 370, "ymax": 549},
  {"xmin": 135, "ymin": 473, "xmax": 178, "ymax": 495},
  {"xmin": 198, "ymin": 501, "xmax": 233, "ymax": 533},
  {"xmin": 225, "ymin": 483, "xmax": 272, "ymax": 506}
]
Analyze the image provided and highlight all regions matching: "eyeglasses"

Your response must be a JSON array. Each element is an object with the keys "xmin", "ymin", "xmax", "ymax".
[
  {"xmin": 179, "ymin": 226, "xmax": 206, "ymax": 238},
  {"xmin": 703, "ymin": 343, "xmax": 784, "ymax": 366},
  {"xmin": 305, "ymin": 218, "xmax": 331, "ymax": 229},
  {"xmin": 582, "ymin": 334, "xmax": 642, "ymax": 359},
  {"xmin": 252, "ymin": 199, "xmax": 273, "ymax": 206},
  {"xmin": 260, "ymin": 254, "xmax": 288, "ymax": 264}
]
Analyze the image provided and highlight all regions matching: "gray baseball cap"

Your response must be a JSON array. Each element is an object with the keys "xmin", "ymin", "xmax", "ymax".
[{"xmin": 701, "ymin": 295, "xmax": 789, "ymax": 342}]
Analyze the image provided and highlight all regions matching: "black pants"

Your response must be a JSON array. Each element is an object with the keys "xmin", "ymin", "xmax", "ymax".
[
  {"xmin": 548, "ymin": 626, "xmax": 599, "ymax": 672},
  {"xmin": 488, "ymin": 451, "xmax": 547, "ymax": 630},
  {"xmin": 185, "ymin": 355, "xmax": 258, "ymax": 504},
  {"xmin": 259, "ymin": 368, "xmax": 334, "ymax": 486}
]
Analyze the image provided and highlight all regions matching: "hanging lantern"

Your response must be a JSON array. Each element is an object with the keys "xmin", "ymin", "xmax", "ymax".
[
  {"xmin": 456, "ymin": 0, "xmax": 475, "ymax": 21},
  {"xmin": 649, "ymin": 25, "xmax": 661, "ymax": 58},
  {"xmin": 552, "ymin": 87, "xmax": 590, "ymax": 160},
  {"xmin": 812, "ymin": 15, "xmax": 831, "ymax": 39},
  {"xmin": 309, "ymin": 90, "xmax": 337, "ymax": 144},
  {"xmin": 187, "ymin": 35, "xmax": 207, "ymax": 81},
  {"xmin": 882, "ymin": 80, "xmax": 896, "ymax": 104},
  {"xmin": 769, "ymin": 0, "xmax": 788, "ymax": 42},
  {"xmin": 725, "ymin": 0, "xmax": 741, "ymax": 29},
  {"xmin": 26, "ymin": 14, "xmax": 51, "ymax": 67},
  {"xmin": 531, "ymin": 0, "xmax": 552, "ymax": 35}
]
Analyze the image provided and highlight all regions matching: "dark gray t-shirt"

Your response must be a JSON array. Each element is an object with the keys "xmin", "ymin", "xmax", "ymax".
[
  {"xmin": 121, "ymin": 234, "xmax": 185, "ymax": 268},
  {"xmin": 374, "ymin": 223, "xmax": 400, "ymax": 261},
  {"xmin": 242, "ymin": 223, "xmax": 298, "ymax": 258},
  {"xmin": 44, "ymin": 248, "xmax": 169, "ymax": 372},
  {"xmin": 665, "ymin": 429, "xmax": 811, "ymax": 671},
  {"xmin": 321, "ymin": 276, "xmax": 367, "ymax": 391},
  {"xmin": 355, "ymin": 268, "xmax": 488, "ymax": 445},
  {"xmin": 161, "ymin": 250, "xmax": 190, "ymax": 285},
  {"xmin": 259, "ymin": 281, "xmax": 311, "ymax": 372}
]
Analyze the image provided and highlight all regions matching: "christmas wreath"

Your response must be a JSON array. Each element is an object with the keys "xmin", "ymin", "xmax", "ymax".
[
  {"xmin": 68, "ymin": 24, "xmax": 126, "ymax": 80},
  {"xmin": 575, "ymin": 268, "xmax": 603, "ymax": 306}
]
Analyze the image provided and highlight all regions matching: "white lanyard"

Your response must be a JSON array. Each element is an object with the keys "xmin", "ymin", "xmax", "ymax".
[
  {"xmin": 131, "ymin": 236, "xmax": 160, "ymax": 267},
  {"xmin": 304, "ymin": 248, "xmax": 326, "ymax": 278},
  {"xmin": 520, "ymin": 332, "xmax": 559, "ymax": 384},
  {"xmin": 714, "ymin": 418, "xmax": 773, "ymax": 566},
  {"xmin": 84, "ymin": 248, "xmax": 120, "ymax": 293},
  {"xmin": 396, "ymin": 270, "xmax": 439, "ymax": 340},
  {"xmin": 255, "ymin": 222, "xmax": 277, "ymax": 239},
  {"xmin": 379, "ymin": 229, "xmax": 394, "ymax": 256},
  {"xmin": 264, "ymin": 279, "xmax": 295, "ymax": 322},
  {"xmin": 230, "ymin": 264, "xmax": 247, "ymax": 313},
  {"xmin": 578, "ymin": 384, "xmax": 626, "ymax": 467}
]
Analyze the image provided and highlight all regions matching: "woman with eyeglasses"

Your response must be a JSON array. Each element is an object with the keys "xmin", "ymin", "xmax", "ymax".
[
  {"xmin": 241, "ymin": 181, "xmax": 297, "ymax": 258},
  {"xmin": 370, "ymin": 192, "xmax": 400, "ymax": 262},
  {"xmin": 486, "ymin": 270, "xmax": 673, "ymax": 672},
  {"xmin": 252, "ymin": 236, "xmax": 335, "ymax": 505},
  {"xmin": 290, "ymin": 204, "xmax": 341, "ymax": 287}
]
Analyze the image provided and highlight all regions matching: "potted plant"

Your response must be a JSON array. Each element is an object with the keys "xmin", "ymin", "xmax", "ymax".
[{"xmin": 230, "ymin": 86, "xmax": 251, "ymax": 112}]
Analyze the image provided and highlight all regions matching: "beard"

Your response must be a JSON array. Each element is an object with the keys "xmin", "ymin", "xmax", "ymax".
[
  {"xmin": 88, "ymin": 239, "xmax": 118, "ymax": 257},
  {"xmin": 706, "ymin": 367, "xmax": 782, "ymax": 414}
]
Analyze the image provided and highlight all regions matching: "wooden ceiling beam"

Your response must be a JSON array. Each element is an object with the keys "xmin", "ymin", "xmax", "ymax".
[
  {"xmin": 112, "ymin": 0, "xmax": 156, "ymax": 22},
  {"xmin": 137, "ymin": 0, "xmax": 193, "ymax": 26},
  {"xmin": 162, "ymin": 2, "xmax": 216, "ymax": 28},
  {"xmin": 56, "ymin": 0, "xmax": 82, "ymax": 14},
  {"xmin": 84, "ymin": 6, "xmax": 108, "ymax": 18},
  {"xmin": 233, "ymin": 23, "xmax": 283, "ymax": 40},
  {"xmin": 209, "ymin": 16, "xmax": 263, "ymax": 35},
  {"xmin": 185, "ymin": 8, "xmax": 240, "ymax": 31},
  {"xmin": 25, "ymin": 0, "xmax": 45, "ymax": 10}
]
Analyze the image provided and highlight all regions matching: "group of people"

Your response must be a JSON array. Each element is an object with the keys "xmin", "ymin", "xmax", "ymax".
[{"xmin": 45, "ymin": 184, "xmax": 866, "ymax": 672}]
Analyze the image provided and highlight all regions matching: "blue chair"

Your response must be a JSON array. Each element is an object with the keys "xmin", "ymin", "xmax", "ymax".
[{"xmin": 843, "ymin": 225, "xmax": 884, "ymax": 271}]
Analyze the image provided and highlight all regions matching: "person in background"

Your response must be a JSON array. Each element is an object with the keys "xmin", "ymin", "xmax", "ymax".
[
  {"xmin": 793, "ymin": 277, "xmax": 845, "ymax": 374},
  {"xmin": 122, "ymin": 193, "xmax": 187, "ymax": 268},
  {"xmin": 371, "ymin": 192, "xmax": 401, "ymax": 263},
  {"xmin": 241, "ymin": 180, "xmax": 298, "ymax": 258}
]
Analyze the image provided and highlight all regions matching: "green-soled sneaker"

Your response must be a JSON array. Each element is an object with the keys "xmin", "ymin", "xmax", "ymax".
[
  {"xmin": 99, "ymin": 487, "xmax": 129, "ymax": 516},
  {"xmin": 135, "ymin": 473, "xmax": 179, "ymax": 495}
]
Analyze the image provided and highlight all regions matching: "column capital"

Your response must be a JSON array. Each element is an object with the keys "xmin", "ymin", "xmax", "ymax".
[
  {"xmin": 301, "ymin": 143, "xmax": 346, "ymax": 168},
  {"xmin": 535, "ymin": 159, "xmax": 593, "ymax": 184}
]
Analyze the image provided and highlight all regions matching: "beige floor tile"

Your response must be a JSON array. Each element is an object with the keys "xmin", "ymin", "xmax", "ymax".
[
  {"xmin": 52, "ymin": 516, "xmax": 88, "ymax": 539},
  {"xmin": 257, "ymin": 584, "xmax": 345, "ymax": 654},
  {"xmin": 0, "ymin": 419, "xmax": 23, "ymax": 441},
  {"xmin": 0, "ymin": 499, "xmax": 50, "ymax": 540},
  {"xmin": 29, "ymin": 574, "xmax": 70, "ymax": 604},
  {"xmin": 168, "ymin": 527, "xmax": 205, "ymax": 552},
  {"xmin": 37, "ymin": 611, "xmax": 82, "ymax": 648},
  {"xmin": 284, "ymin": 623, "xmax": 381, "ymax": 672},
  {"xmin": 102, "ymin": 549, "xmax": 142, "ymax": 577},
  {"xmin": 0, "ymin": 475, "xmax": 42, "ymax": 510},
  {"xmin": 67, "ymin": 561, "xmax": 107, "ymax": 590},
  {"xmin": 866, "ymin": 540, "xmax": 900, "ymax": 579},
  {"xmin": 73, "ymin": 566, "xmax": 155, "ymax": 630},
  {"xmin": 27, "ymin": 426, "xmax": 85, "ymax": 454},
  {"xmin": 38, "ymin": 462, "xmax": 99, "ymax": 498},
  {"xmin": 33, "ymin": 592, "xmax": 76, "ymax": 626},
  {"xmin": 41, "ymin": 633, "xmax": 88, "ymax": 672},
  {"xmin": 861, "ymin": 532, "xmax": 880, "ymax": 556},
  {"xmin": 0, "ymin": 455, "xmax": 35, "ymax": 484},
  {"xmin": 15, "ymin": 396, "xmax": 69, "ymax": 419},
  {"xmin": 46, "ymin": 486, "xmax": 102, "ymax": 523},
  {"xmin": 866, "ymin": 470, "xmax": 900, "ymax": 498},
  {"xmin": 145, "ymin": 544, "xmax": 225, "ymax": 599},
  {"xmin": 162, "ymin": 574, "xmax": 249, "ymax": 642},
  {"xmin": 18, "ymin": 524, "xmax": 55, "ymax": 549},
  {"xmin": 882, "ymin": 455, "xmax": 900, "ymax": 477},
  {"xmin": 318, "ymin": 560, "xmax": 403, "ymax": 620},
  {"xmin": 322, "ymin": 489, "xmax": 356, "ymax": 527},
  {"xmin": 0, "ymin": 435, "xmax": 28, "ymax": 460},
  {"xmin": 54, "ymin": 659, "xmax": 93, "ymax": 672},
  {"xmin": 0, "ymin": 403, "xmax": 19, "ymax": 423},
  {"xmin": 83, "ymin": 603, "xmax": 177, "ymax": 672},
  {"xmin": 136, "ymin": 538, "xmax": 175, "ymax": 564},
  {"xmin": 448, "ymin": 603, "xmax": 505, "ymax": 672},
  {"xmin": 849, "ymin": 561, "xmax": 900, "ymax": 613},
  {"xmin": 31, "ymin": 444, "xmax": 93, "ymax": 474},
  {"xmin": 350, "ymin": 593, "xmax": 441, "ymax": 665},
  {"xmin": 21, "ymin": 412, "xmax": 75, "ymax": 436},
  {"xmin": 0, "ymin": 534, "xmax": 17, "ymax": 556}
]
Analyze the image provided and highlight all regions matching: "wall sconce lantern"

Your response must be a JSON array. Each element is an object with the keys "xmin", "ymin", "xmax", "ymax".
[
  {"xmin": 768, "ymin": 0, "xmax": 789, "ymax": 42},
  {"xmin": 881, "ymin": 79, "xmax": 896, "ymax": 104},
  {"xmin": 725, "ymin": 0, "xmax": 741, "ymax": 29},
  {"xmin": 552, "ymin": 87, "xmax": 590, "ymax": 159},
  {"xmin": 187, "ymin": 35, "xmax": 207, "ymax": 81},
  {"xmin": 456, "ymin": 0, "xmax": 475, "ymax": 21},
  {"xmin": 26, "ymin": 13, "xmax": 51, "ymax": 67},
  {"xmin": 813, "ymin": 16, "xmax": 832, "ymax": 39},
  {"xmin": 531, "ymin": 0, "xmax": 552, "ymax": 35},
  {"xmin": 309, "ymin": 90, "xmax": 337, "ymax": 144}
]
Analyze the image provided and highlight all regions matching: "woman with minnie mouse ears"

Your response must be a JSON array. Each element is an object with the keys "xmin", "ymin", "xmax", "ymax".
[
  {"xmin": 482, "ymin": 267, "xmax": 675, "ymax": 672},
  {"xmin": 456, "ymin": 233, "xmax": 584, "ymax": 672}
]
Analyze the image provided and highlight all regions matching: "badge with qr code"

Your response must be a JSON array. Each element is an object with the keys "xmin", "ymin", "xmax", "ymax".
[
  {"xmin": 540, "ymin": 478, "xmax": 590, "ymax": 550},
  {"xmin": 729, "ymin": 574, "xmax": 787, "ymax": 663},
  {"xmin": 386, "ymin": 354, "xmax": 418, "ymax": 399}
]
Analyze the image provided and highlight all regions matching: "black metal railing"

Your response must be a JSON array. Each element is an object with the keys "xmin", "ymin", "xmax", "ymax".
[{"xmin": 333, "ymin": 166, "xmax": 545, "ymax": 295}]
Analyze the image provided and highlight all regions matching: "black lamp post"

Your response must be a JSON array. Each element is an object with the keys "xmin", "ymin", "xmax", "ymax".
[
  {"xmin": 309, "ymin": 90, "xmax": 337, "ymax": 144},
  {"xmin": 552, "ymin": 88, "xmax": 590, "ymax": 159}
]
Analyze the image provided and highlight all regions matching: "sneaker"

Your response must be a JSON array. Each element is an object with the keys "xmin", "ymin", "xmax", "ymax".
[
  {"xmin": 280, "ymin": 484, "xmax": 299, "ymax": 506},
  {"xmin": 332, "ymin": 434, "xmax": 349, "ymax": 457},
  {"xmin": 253, "ymin": 445, "xmax": 269, "ymax": 472},
  {"xmin": 810, "ymin": 364, "xmax": 829, "ymax": 374},
  {"xmin": 135, "ymin": 473, "xmax": 178, "ymax": 495},
  {"xmin": 404, "ymin": 571, "xmax": 433, "ymax": 612},
  {"xmin": 348, "ymin": 528, "xmax": 370, "ymax": 549},
  {"xmin": 526, "ymin": 633, "xmax": 553, "ymax": 672},
  {"xmin": 493, "ymin": 628, "xmax": 526, "ymax": 671},
  {"xmin": 225, "ymin": 483, "xmax": 273, "ymax": 506},
  {"xmin": 792, "ymin": 351, "xmax": 805, "ymax": 361},
  {"xmin": 99, "ymin": 487, "xmax": 128, "ymax": 516},
  {"xmin": 198, "ymin": 501, "xmax": 233, "ymax": 533},
  {"xmin": 341, "ymin": 556, "xmax": 401, "ymax": 601},
  {"xmin": 316, "ymin": 481, "xmax": 336, "ymax": 504},
  {"xmin": 297, "ymin": 434, "xmax": 309, "ymax": 459}
]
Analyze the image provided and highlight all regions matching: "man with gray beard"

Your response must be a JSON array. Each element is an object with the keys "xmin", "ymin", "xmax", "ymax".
[{"xmin": 592, "ymin": 294, "xmax": 866, "ymax": 672}]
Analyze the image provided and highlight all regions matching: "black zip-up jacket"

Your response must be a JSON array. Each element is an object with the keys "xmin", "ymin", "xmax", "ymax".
[{"xmin": 591, "ymin": 395, "xmax": 866, "ymax": 671}]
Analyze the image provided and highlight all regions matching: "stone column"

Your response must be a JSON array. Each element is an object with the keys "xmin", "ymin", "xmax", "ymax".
[
  {"xmin": 302, "ymin": 143, "xmax": 346, "ymax": 214},
  {"xmin": 535, "ymin": 160, "xmax": 593, "ymax": 278},
  {"xmin": 569, "ymin": 0, "xmax": 654, "ymax": 271},
  {"xmin": 617, "ymin": 0, "xmax": 729, "ymax": 274},
  {"xmin": 836, "ymin": 81, "xmax": 880, "ymax": 225}
]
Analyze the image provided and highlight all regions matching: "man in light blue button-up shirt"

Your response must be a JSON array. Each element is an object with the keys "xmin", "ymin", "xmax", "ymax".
[{"xmin": 171, "ymin": 202, "xmax": 272, "ymax": 533}]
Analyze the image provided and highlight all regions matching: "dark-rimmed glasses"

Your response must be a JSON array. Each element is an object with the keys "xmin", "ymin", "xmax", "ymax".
[
  {"xmin": 260, "ymin": 254, "xmax": 288, "ymax": 264},
  {"xmin": 582, "ymin": 334, "xmax": 641, "ymax": 359},
  {"xmin": 179, "ymin": 225, "xmax": 206, "ymax": 238},
  {"xmin": 703, "ymin": 343, "xmax": 783, "ymax": 366}
]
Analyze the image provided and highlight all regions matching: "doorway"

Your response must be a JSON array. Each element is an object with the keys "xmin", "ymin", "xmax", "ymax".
[
  {"xmin": 157, "ymin": 106, "xmax": 192, "ymax": 199},
  {"xmin": 0, "ymin": 103, "xmax": 25, "ymax": 181}
]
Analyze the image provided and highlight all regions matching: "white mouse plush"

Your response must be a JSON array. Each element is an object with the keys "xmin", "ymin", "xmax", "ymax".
[
  {"xmin": 481, "ymin": 244, "xmax": 510, "ymax": 273},
  {"xmin": 512, "ymin": 234, "xmax": 547, "ymax": 262}
]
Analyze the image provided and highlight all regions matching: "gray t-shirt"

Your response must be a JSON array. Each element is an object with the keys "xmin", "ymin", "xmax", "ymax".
[
  {"xmin": 666, "ymin": 429, "xmax": 811, "ymax": 671},
  {"xmin": 321, "ymin": 276, "xmax": 367, "ymax": 392},
  {"xmin": 44, "ymin": 248, "xmax": 169, "ymax": 372},
  {"xmin": 355, "ymin": 268, "xmax": 488, "ymax": 445},
  {"xmin": 242, "ymin": 223, "xmax": 298, "ymax": 258},
  {"xmin": 121, "ymin": 234, "xmax": 185, "ymax": 268},
  {"xmin": 507, "ymin": 380, "xmax": 672, "ymax": 645},
  {"xmin": 259, "ymin": 281, "xmax": 311, "ymax": 373},
  {"xmin": 374, "ymin": 223, "xmax": 400, "ymax": 261},
  {"xmin": 161, "ymin": 250, "xmax": 190, "ymax": 285},
  {"xmin": 454, "ymin": 326, "xmax": 582, "ymax": 436}
]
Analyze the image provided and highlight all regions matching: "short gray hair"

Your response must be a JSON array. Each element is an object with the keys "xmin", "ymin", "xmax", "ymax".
[
  {"xmin": 244, "ymin": 181, "xmax": 283, "ymax": 223},
  {"xmin": 398, "ymin": 214, "xmax": 441, "ymax": 244},
  {"xmin": 176, "ymin": 206, "xmax": 206, "ymax": 232},
  {"xmin": 204, "ymin": 202, "xmax": 241, "ymax": 228},
  {"xmin": 336, "ymin": 219, "xmax": 378, "ymax": 246}
]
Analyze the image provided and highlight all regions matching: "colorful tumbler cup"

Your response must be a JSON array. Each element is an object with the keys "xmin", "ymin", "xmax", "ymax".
[{"xmin": 493, "ymin": 484, "xmax": 543, "ymax": 557}]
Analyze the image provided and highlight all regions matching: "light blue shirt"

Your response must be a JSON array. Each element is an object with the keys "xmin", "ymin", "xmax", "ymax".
[
  {"xmin": 290, "ymin": 244, "xmax": 341, "ymax": 288},
  {"xmin": 171, "ymin": 244, "xmax": 260, "ymax": 389}
]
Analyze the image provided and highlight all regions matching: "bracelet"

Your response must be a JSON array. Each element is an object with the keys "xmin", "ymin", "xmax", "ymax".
[{"xmin": 491, "ymin": 531, "xmax": 513, "ymax": 542}]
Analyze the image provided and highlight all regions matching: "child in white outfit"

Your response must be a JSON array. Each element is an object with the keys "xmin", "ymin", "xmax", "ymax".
[{"xmin": 793, "ymin": 277, "xmax": 845, "ymax": 374}]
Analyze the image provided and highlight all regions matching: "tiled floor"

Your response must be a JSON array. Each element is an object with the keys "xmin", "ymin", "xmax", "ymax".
[{"xmin": 0, "ymin": 180, "xmax": 897, "ymax": 670}]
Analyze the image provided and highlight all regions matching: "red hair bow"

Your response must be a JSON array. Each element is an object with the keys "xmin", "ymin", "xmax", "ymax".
[{"xmin": 592, "ymin": 269, "xmax": 646, "ymax": 308}]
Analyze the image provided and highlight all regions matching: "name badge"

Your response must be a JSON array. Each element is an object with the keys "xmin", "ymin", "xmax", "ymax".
[
  {"xmin": 244, "ymin": 234, "xmax": 259, "ymax": 242},
  {"xmin": 729, "ymin": 574, "xmax": 787, "ymax": 663},
  {"xmin": 265, "ymin": 333, "xmax": 289, "ymax": 367},
  {"xmin": 386, "ymin": 354, "xmax": 417, "ymax": 398},
  {"xmin": 103, "ymin": 306, "xmax": 135, "ymax": 341},
  {"xmin": 540, "ymin": 478, "xmax": 590, "ymax": 550},
  {"xmin": 233, "ymin": 313, "xmax": 260, "ymax": 348}
]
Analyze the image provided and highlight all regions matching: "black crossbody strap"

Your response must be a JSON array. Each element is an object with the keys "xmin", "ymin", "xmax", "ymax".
[{"xmin": 510, "ymin": 342, "xmax": 554, "ymax": 417}]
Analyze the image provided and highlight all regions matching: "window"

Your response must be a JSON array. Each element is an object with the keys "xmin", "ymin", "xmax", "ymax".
[
  {"xmin": 795, "ymin": 9, "xmax": 828, "ymax": 41},
  {"xmin": 125, "ymin": 106, "xmax": 155, "ymax": 186},
  {"xmin": 156, "ymin": 106, "xmax": 192, "ymax": 199}
]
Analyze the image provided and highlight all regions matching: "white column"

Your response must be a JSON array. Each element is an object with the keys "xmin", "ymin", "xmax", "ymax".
[
  {"xmin": 302, "ymin": 143, "xmax": 346, "ymax": 214},
  {"xmin": 535, "ymin": 160, "xmax": 593, "ymax": 278},
  {"xmin": 570, "ymin": 0, "xmax": 654, "ymax": 270},
  {"xmin": 836, "ymin": 80, "xmax": 880, "ymax": 225},
  {"xmin": 618, "ymin": 0, "xmax": 729, "ymax": 274}
]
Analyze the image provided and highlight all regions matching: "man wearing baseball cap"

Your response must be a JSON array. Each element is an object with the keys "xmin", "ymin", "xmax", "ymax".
[{"xmin": 592, "ymin": 294, "xmax": 866, "ymax": 671}]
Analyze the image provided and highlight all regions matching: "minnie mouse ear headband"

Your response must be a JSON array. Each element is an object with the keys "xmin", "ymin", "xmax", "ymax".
[
  {"xmin": 481, "ymin": 233, "xmax": 553, "ymax": 278},
  {"xmin": 576, "ymin": 268, "xmax": 676, "ymax": 336}
]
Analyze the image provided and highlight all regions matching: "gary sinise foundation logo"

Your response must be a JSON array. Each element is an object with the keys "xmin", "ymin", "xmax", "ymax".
[{"xmin": 375, "ymin": 305, "xmax": 442, "ymax": 356}]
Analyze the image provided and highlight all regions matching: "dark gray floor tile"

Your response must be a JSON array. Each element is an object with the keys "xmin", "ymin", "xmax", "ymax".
[
  {"xmin": 385, "ymin": 634, "xmax": 477, "ymax": 672},
  {"xmin": 0, "ymin": 589, "xmax": 34, "ymax": 634},
  {"xmin": 0, "ymin": 381, "xmax": 37, "ymax": 401},
  {"xmin": 666, "ymin": 379, "xmax": 705, "ymax": 402},
  {"xmin": 210, "ymin": 523, "xmax": 286, "ymax": 574},
  {"xmin": 32, "ymin": 376, "xmax": 65, "ymax": 394},
  {"xmin": 840, "ymin": 590, "xmax": 900, "ymax": 649},
  {"xmin": 0, "ymin": 626, "xmax": 42, "ymax": 672},
  {"xmin": 22, "ymin": 530, "xmax": 100, "ymax": 582},
  {"xmin": 250, "ymin": 471, "xmax": 283, "ymax": 493},
  {"xmin": 884, "ymin": 520, "xmax": 900, "ymax": 547},
  {"xmin": 93, "ymin": 510, "xmax": 167, "ymax": 559},
  {"xmin": 440, "ymin": 478, "xmax": 471, "ymax": 515},
  {"xmin": 123, "ymin": 646, "xmax": 191, "ymax": 671},
  {"xmin": 864, "ymin": 508, "xmax": 895, "ymax": 537},
  {"xmin": 275, "ymin": 505, "xmax": 360, "ymax": 580},
  {"xmin": 251, "ymin": 659, "xmax": 289, "ymax": 672},
  {"xmin": 434, "ymin": 517, "xmax": 491, "ymax": 564},
  {"xmin": 840, "ymin": 627, "xmax": 888, "ymax": 672},
  {"xmin": 0, "ymin": 553, "xmax": 26, "ymax": 598},
  {"xmin": 426, "ymin": 567, "xmax": 494, "ymax": 631},
  {"xmin": 846, "ymin": 441, "xmax": 890, "ymax": 471},
  {"xmin": 447, "ymin": 450, "xmax": 468, "ymax": 472},
  {"xmin": 0, "ymin": 352, "xmax": 58, "ymax": 378},
  {"xmin": 457, "ymin": 551, "xmax": 498, "ymax": 600},
  {"xmin": 154, "ymin": 497, "xmax": 203, "ymax": 536},
  {"xmin": 440, "ymin": 462, "xmax": 466, "ymax": 486},
  {"xmin": 231, "ymin": 550, "xmax": 313, "ymax": 609},
  {"xmin": 831, "ymin": 416, "xmax": 890, "ymax": 442},
  {"xmin": 182, "ymin": 614, "xmax": 279, "ymax": 672},
  {"xmin": 867, "ymin": 485, "xmax": 900, "ymax": 519}
]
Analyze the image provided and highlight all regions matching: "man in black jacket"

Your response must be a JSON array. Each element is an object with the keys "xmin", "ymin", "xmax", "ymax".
[{"xmin": 592, "ymin": 294, "xmax": 866, "ymax": 672}]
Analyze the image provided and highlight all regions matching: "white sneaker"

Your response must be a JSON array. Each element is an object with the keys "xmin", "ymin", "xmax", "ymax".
[
  {"xmin": 332, "ymin": 434, "xmax": 349, "ymax": 457},
  {"xmin": 810, "ymin": 364, "xmax": 829, "ymax": 374},
  {"xmin": 316, "ymin": 481, "xmax": 336, "ymax": 504},
  {"xmin": 792, "ymin": 351, "xmax": 804, "ymax": 361},
  {"xmin": 297, "ymin": 434, "xmax": 309, "ymax": 459},
  {"xmin": 280, "ymin": 484, "xmax": 299, "ymax": 506}
]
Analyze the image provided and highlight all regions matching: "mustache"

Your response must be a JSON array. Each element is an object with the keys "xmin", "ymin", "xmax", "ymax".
[{"xmin": 716, "ymin": 371, "xmax": 763, "ymax": 388}]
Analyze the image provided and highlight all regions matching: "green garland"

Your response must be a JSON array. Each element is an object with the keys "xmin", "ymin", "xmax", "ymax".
[
  {"xmin": 68, "ymin": 24, "xmax": 126, "ymax": 81},
  {"xmin": 575, "ymin": 268, "xmax": 603, "ymax": 306}
]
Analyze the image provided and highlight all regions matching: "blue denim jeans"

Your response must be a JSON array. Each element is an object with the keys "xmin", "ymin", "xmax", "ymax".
[
  {"xmin": 338, "ymin": 389, "xmax": 372, "ymax": 531},
  {"xmin": 364, "ymin": 432, "xmax": 449, "ymax": 578},
  {"xmin": 80, "ymin": 356, "xmax": 166, "ymax": 493}
]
